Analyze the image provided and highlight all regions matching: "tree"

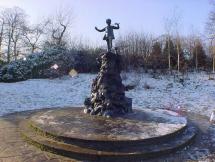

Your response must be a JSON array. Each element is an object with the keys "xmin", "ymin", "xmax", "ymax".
[
  {"xmin": 206, "ymin": 2, "xmax": 215, "ymax": 72},
  {"xmin": 176, "ymin": 37, "xmax": 182, "ymax": 72},
  {"xmin": 163, "ymin": 39, "xmax": 177, "ymax": 68},
  {"xmin": 0, "ymin": 11, "xmax": 5, "ymax": 60},
  {"xmin": 164, "ymin": 7, "xmax": 182, "ymax": 72},
  {"xmin": 164, "ymin": 20, "xmax": 173, "ymax": 70},
  {"xmin": 192, "ymin": 40, "xmax": 206, "ymax": 69},
  {"xmin": 149, "ymin": 42, "xmax": 163, "ymax": 69},
  {"xmin": 206, "ymin": 1, "xmax": 215, "ymax": 36},
  {"xmin": 2, "ymin": 7, "xmax": 27, "ymax": 62},
  {"xmin": 209, "ymin": 38, "xmax": 215, "ymax": 72},
  {"xmin": 174, "ymin": 40, "xmax": 186, "ymax": 71},
  {"xmin": 23, "ymin": 21, "xmax": 48, "ymax": 53},
  {"xmin": 164, "ymin": 8, "xmax": 181, "ymax": 70},
  {"xmin": 116, "ymin": 32, "xmax": 153, "ymax": 70},
  {"xmin": 45, "ymin": 7, "xmax": 74, "ymax": 48}
]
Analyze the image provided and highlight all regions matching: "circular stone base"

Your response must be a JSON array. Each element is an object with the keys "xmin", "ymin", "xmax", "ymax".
[
  {"xmin": 30, "ymin": 108, "xmax": 187, "ymax": 141},
  {"xmin": 19, "ymin": 107, "xmax": 197, "ymax": 161}
]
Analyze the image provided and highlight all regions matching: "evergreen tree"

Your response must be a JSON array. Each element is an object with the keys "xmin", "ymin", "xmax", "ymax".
[{"xmin": 149, "ymin": 42, "xmax": 162, "ymax": 69}]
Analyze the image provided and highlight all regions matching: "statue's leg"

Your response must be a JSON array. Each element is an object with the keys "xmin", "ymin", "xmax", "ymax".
[
  {"xmin": 107, "ymin": 39, "xmax": 110, "ymax": 51},
  {"xmin": 110, "ymin": 39, "xmax": 112, "ymax": 50}
]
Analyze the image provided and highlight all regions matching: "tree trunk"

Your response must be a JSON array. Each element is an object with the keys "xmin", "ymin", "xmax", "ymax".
[
  {"xmin": 211, "ymin": 39, "xmax": 214, "ymax": 73},
  {"xmin": 14, "ymin": 41, "xmax": 17, "ymax": 60},
  {"xmin": 0, "ymin": 23, "xmax": 4, "ymax": 60},
  {"xmin": 176, "ymin": 41, "xmax": 180, "ymax": 72},
  {"xmin": 168, "ymin": 36, "xmax": 171, "ymax": 71},
  {"xmin": 213, "ymin": 55, "xmax": 215, "ymax": 73},
  {"xmin": 31, "ymin": 46, "xmax": 35, "ymax": 53},
  {"xmin": 7, "ymin": 32, "xmax": 11, "ymax": 63},
  {"xmin": 195, "ymin": 41, "xmax": 198, "ymax": 71}
]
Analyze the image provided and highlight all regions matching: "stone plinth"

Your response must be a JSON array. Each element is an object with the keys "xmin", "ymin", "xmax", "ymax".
[
  {"xmin": 29, "ymin": 108, "xmax": 187, "ymax": 141},
  {"xmin": 84, "ymin": 52, "xmax": 132, "ymax": 117},
  {"xmin": 18, "ymin": 107, "xmax": 197, "ymax": 161}
]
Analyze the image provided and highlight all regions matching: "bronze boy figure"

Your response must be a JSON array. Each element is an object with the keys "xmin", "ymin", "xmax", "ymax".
[{"xmin": 95, "ymin": 19, "xmax": 120, "ymax": 51}]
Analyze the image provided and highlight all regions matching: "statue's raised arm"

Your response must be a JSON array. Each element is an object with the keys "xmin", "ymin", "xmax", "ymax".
[
  {"xmin": 95, "ymin": 27, "xmax": 105, "ymax": 32},
  {"xmin": 113, "ymin": 23, "xmax": 120, "ymax": 29}
]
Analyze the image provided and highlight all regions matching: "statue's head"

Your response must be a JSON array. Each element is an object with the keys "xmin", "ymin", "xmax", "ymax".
[{"xmin": 106, "ymin": 19, "xmax": 111, "ymax": 25}]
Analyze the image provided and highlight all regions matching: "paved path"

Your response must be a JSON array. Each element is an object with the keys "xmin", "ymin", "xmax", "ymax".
[{"xmin": 0, "ymin": 112, "xmax": 78, "ymax": 162}]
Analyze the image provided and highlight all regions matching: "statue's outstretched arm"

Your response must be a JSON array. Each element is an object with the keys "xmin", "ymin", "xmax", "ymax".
[
  {"xmin": 95, "ymin": 27, "xmax": 105, "ymax": 32},
  {"xmin": 113, "ymin": 23, "xmax": 120, "ymax": 29}
]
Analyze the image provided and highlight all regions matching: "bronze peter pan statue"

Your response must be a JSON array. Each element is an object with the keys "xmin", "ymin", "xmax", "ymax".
[{"xmin": 95, "ymin": 19, "xmax": 120, "ymax": 51}]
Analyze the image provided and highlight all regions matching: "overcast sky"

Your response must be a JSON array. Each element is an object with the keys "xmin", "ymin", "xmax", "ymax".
[{"xmin": 0, "ymin": 0, "xmax": 213, "ymax": 45}]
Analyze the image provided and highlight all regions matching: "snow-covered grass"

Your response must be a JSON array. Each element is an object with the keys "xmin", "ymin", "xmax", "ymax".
[
  {"xmin": 0, "ymin": 72, "xmax": 215, "ymax": 117},
  {"xmin": 123, "ymin": 71, "xmax": 215, "ymax": 117},
  {"xmin": 0, "ymin": 75, "xmax": 93, "ymax": 116}
]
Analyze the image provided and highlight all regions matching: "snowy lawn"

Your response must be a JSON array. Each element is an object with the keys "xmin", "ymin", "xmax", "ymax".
[{"xmin": 0, "ymin": 72, "xmax": 215, "ymax": 117}]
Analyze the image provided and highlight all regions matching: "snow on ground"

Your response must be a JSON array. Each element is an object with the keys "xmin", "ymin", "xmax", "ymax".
[
  {"xmin": 123, "ymin": 71, "xmax": 215, "ymax": 118},
  {"xmin": 0, "ymin": 75, "xmax": 94, "ymax": 116},
  {"xmin": 0, "ymin": 72, "xmax": 215, "ymax": 117}
]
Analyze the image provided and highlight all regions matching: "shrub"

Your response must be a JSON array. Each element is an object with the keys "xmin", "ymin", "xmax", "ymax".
[
  {"xmin": 0, "ymin": 46, "xmax": 106, "ymax": 82},
  {"xmin": 0, "ymin": 47, "xmax": 77, "ymax": 82}
]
